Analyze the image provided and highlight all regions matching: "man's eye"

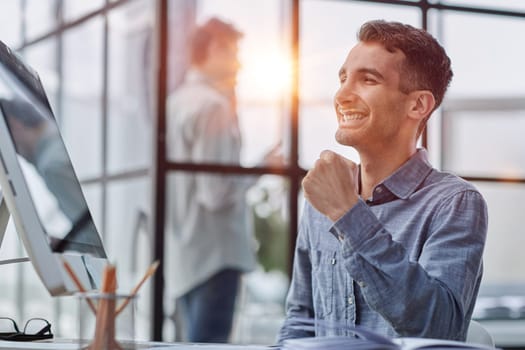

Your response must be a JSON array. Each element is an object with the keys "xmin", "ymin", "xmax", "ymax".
[
  {"xmin": 364, "ymin": 76, "xmax": 377, "ymax": 84},
  {"xmin": 339, "ymin": 76, "xmax": 347, "ymax": 84}
]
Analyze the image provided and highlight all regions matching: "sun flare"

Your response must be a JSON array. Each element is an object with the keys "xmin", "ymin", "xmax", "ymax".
[{"xmin": 240, "ymin": 51, "xmax": 294, "ymax": 101}]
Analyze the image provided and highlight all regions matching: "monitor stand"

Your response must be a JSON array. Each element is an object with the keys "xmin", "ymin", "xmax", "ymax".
[{"xmin": 0, "ymin": 191, "xmax": 30, "ymax": 265}]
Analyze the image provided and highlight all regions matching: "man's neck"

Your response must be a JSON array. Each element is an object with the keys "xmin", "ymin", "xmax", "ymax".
[
  {"xmin": 359, "ymin": 145, "xmax": 417, "ymax": 200},
  {"xmin": 192, "ymin": 65, "xmax": 233, "ymax": 94}
]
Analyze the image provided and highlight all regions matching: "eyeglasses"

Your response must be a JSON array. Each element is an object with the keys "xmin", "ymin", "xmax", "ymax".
[{"xmin": 0, "ymin": 317, "xmax": 53, "ymax": 341}]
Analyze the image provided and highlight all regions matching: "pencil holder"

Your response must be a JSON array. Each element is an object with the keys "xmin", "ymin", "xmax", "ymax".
[{"xmin": 77, "ymin": 292, "xmax": 137, "ymax": 350}]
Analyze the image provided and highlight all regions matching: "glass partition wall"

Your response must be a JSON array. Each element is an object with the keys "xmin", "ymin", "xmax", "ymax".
[
  {"xmin": 0, "ymin": 0, "xmax": 157, "ymax": 341},
  {"xmin": 0, "ymin": 1, "xmax": 524, "ymax": 347}
]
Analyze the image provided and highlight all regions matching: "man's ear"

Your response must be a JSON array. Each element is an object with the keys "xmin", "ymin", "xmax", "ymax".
[{"xmin": 407, "ymin": 90, "xmax": 435, "ymax": 122}]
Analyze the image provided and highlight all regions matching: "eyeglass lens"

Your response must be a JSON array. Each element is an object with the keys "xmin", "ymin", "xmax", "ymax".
[
  {"xmin": 0, "ymin": 317, "xmax": 20, "ymax": 334},
  {"xmin": 23, "ymin": 318, "xmax": 51, "ymax": 335}
]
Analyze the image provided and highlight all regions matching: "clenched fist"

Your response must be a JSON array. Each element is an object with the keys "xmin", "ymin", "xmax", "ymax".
[{"xmin": 302, "ymin": 150, "xmax": 360, "ymax": 222}]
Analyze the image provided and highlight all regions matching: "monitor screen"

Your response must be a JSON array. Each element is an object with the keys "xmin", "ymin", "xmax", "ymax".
[{"xmin": 0, "ymin": 40, "xmax": 107, "ymax": 295}]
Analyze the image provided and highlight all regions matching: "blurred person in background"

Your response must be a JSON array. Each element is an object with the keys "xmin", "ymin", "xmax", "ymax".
[{"xmin": 165, "ymin": 17, "xmax": 282, "ymax": 343}]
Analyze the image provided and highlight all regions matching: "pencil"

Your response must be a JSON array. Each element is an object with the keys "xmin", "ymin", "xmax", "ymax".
[
  {"xmin": 62, "ymin": 260, "xmax": 97, "ymax": 314},
  {"xmin": 116, "ymin": 260, "xmax": 160, "ymax": 316}
]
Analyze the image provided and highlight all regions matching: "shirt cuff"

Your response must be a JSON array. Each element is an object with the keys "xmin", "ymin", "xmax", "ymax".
[{"xmin": 329, "ymin": 199, "xmax": 382, "ymax": 254}]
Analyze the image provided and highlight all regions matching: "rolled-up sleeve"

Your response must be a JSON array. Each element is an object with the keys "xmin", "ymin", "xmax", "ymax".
[{"xmin": 331, "ymin": 190, "xmax": 487, "ymax": 340}]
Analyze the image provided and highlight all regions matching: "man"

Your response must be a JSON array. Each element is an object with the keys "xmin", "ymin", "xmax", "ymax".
[
  {"xmin": 278, "ymin": 20, "xmax": 487, "ymax": 342},
  {"xmin": 165, "ymin": 18, "xmax": 281, "ymax": 342}
]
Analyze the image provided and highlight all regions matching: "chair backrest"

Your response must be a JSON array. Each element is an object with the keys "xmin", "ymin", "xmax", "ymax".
[{"xmin": 466, "ymin": 320, "xmax": 494, "ymax": 348}]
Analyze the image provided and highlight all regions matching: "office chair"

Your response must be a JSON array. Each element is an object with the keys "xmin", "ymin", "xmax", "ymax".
[{"xmin": 466, "ymin": 320, "xmax": 495, "ymax": 347}]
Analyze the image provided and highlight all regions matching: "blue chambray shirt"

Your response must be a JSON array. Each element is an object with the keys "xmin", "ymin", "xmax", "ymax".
[{"xmin": 278, "ymin": 149, "xmax": 487, "ymax": 343}]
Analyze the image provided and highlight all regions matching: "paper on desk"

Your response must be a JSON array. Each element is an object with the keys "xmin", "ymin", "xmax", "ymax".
[
  {"xmin": 394, "ymin": 337, "xmax": 498, "ymax": 350},
  {"xmin": 145, "ymin": 346, "xmax": 273, "ymax": 349}
]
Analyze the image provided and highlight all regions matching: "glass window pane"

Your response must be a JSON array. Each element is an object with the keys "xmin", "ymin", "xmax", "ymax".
[
  {"xmin": 475, "ymin": 182, "xmax": 525, "ymax": 286},
  {"xmin": 63, "ymin": 0, "xmax": 105, "ymax": 22},
  {"xmin": 23, "ymin": 38, "xmax": 60, "ymax": 115},
  {"xmin": 108, "ymin": 0, "xmax": 155, "ymax": 174},
  {"xmin": 433, "ymin": 0, "xmax": 525, "ymax": 12},
  {"xmin": 0, "ymin": 221, "xmax": 25, "ymax": 318},
  {"xmin": 61, "ymin": 17, "xmax": 104, "ymax": 179},
  {"xmin": 0, "ymin": 221, "xmax": 56, "ymax": 330},
  {"xmin": 0, "ymin": 0, "xmax": 22, "ymax": 48},
  {"xmin": 25, "ymin": 0, "xmax": 58, "ymax": 41},
  {"xmin": 106, "ymin": 177, "xmax": 152, "ymax": 340},
  {"xmin": 442, "ymin": 109, "xmax": 525, "ymax": 178},
  {"xmin": 432, "ymin": 11, "xmax": 525, "ymax": 98},
  {"xmin": 237, "ymin": 176, "xmax": 290, "ymax": 344},
  {"xmin": 166, "ymin": 0, "xmax": 289, "ymax": 167},
  {"xmin": 164, "ymin": 173, "xmax": 289, "ymax": 343},
  {"xmin": 299, "ymin": 1, "xmax": 420, "ymax": 168}
]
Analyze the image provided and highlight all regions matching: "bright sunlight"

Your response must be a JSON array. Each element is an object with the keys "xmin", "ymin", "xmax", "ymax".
[{"xmin": 239, "ymin": 50, "xmax": 294, "ymax": 102}]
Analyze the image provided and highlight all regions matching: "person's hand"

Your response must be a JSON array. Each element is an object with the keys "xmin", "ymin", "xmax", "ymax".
[{"xmin": 302, "ymin": 150, "xmax": 359, "ymax": 222}]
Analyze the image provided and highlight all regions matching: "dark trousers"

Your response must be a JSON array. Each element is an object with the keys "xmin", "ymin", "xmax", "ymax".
[{"xmin": 178, "ymin": 268, "xmax": 241, "ymax": 343}]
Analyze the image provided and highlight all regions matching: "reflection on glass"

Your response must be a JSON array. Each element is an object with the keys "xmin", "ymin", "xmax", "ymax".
[
  {"xmin": 299, "ymin": 1, "xmax": 419, "ymax": 168},
  {"xmin": 61, "ymin": 17, "xmax": 103, "ymax": 179},
  {"xmin": 25, "ymin": 0, "xmax": 58, "ymax": 41},
  {"xmin": 0, "ymin": 97, "xmax": 105, "ymax": 257},
  {"xmin": 108, "ymin": 0, "xmax": 155, "ymax": 174}
]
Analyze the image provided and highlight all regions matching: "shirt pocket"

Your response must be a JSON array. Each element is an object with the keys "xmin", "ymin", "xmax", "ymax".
[{"xmin": 311, "ymin": 250, "xmax": 335, "ymax": 318}]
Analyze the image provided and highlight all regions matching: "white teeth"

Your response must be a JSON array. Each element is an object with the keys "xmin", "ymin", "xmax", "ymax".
[{"xmin": 342, "ymin": 113, "xmax": 364, "ymax": 122}]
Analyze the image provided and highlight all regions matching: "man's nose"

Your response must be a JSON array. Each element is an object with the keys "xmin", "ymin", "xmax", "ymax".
[{"xmin": 335, "ymin": 81, "xmax": 358, "ymax": 105}]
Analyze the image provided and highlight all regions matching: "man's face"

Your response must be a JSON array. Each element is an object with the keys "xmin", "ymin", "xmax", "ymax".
[
  {"xmin": 207, "ymin": 39, "xmax": 240, "ymax": 89},
  {"xmin": 333, "ymin": 41, "xmax": 411, "ymax": 152}
]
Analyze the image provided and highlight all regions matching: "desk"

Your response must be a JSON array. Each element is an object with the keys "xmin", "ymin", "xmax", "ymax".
[{"xmin": 0, "ymin": 339, "xmax": 273, "ymax": 350}]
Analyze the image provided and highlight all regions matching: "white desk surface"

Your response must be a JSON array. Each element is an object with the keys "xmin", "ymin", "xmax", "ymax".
[{"xmin": 0, "ymin": 339, "xmax": 273, "ymax": 350}]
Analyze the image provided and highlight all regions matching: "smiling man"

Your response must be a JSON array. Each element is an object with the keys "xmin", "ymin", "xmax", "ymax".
[{"xmin": 278, "ymin": 20, "xmax": 487, "ymax": 342}]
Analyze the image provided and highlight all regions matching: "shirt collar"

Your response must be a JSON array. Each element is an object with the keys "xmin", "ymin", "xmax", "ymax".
[
  {"xmin": 382, "ymin": 148, "xmax": 433, "ymax": 200},
  {"xmin": 366, "ymin": 148, "xmax": 433, "ymax": 204}
]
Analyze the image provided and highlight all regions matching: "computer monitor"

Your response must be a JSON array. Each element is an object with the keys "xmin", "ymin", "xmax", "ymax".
[{"xmin": 0, "ymin": 40, "xmax": 108, "ymax": 295}]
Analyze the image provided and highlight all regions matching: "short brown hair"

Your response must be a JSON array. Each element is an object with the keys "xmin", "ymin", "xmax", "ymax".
[
  {"xmin": 358, "ymin": 20, "xmax": 453, "ymax": 111},
  {"xmin": 190, "ymin": 17, "xmax": 243, "ymax": 65}
]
